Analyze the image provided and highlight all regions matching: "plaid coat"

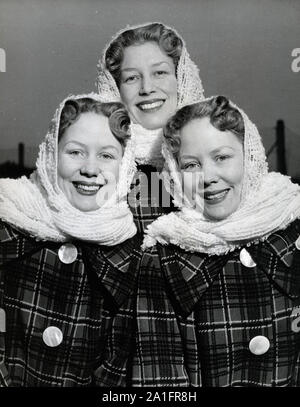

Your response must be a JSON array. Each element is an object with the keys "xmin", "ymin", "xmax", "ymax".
[
  {"xmin": 128, "ymin": 165, "xmax": 176, "ymax": 233},
  {"xmin": 131, "ymin": 219, "xmax": 300, "ymax": 387},
  {"xmin": 0, "ymin": 220, "xmax": 141, "ymax": 387}
]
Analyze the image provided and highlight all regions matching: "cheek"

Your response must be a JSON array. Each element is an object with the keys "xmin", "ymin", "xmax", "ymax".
[
  {"xmin": 103, "ymin": 159, "xmax": 122, "ymax": 181},
  {"xmin": 226, "ymin": 158, "xmax": 244, "ymax": 187},
  {"xmin": 164, "ymin": 77, "xmax": 178, "ymax": 98},
  {"xmin": 57, "ymin": 158, "xmax": 68, "ymax": 179},
  {"xmin": 183, "ymin": 178, "xmax": 193, "ymax": 196},
  {"xmin": 112, "ymin": 161, "xmax": 121, "ymax": 181},
  {"xmin": 57, "ymin": 156, "xmax": 77, "ymax": 180},
  {"xmin": 119, "ymin": 85, "xmax": 136, "ymax": 105},
  {"xmin": 181, "ymin": 172, "xmax": 201, "ymax": 195},
  {"xmin": 57, "ymin": 163, "xmax": 71, "ymax": 193}
]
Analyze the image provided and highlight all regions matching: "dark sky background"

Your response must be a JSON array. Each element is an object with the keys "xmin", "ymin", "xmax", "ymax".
[{"xmin": 0, "ymin": 0, "xmax": 299, "ymax": 177}]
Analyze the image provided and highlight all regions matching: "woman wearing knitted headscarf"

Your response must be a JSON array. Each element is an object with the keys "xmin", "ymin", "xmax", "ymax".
[
  {"xmin": 96, "ymin": 22, "xmax": 205, "ymax": 232},
  {"xmin": 0, "ymin": 93, "xmax": 140, "ymax": 386},
  {"xmin": 134, "ymin": 96, "xmax": 300, "ymax": 386}
]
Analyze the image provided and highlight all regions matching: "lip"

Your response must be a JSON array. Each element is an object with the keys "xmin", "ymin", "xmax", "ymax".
[
  {"xmin": 203, "ymin": 188, "xmax": 230, "ymax": 204},
  {"xmin": 136, "ymin": 99, "xmax": 165, "ymax": 113},
  {"xmin": 72, "ymin": 181, "xmax": 103, "ymax": 196}
]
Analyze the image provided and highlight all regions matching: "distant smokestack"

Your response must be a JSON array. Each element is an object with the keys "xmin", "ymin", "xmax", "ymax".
[
  {"xmin": 276, "ymin": 120, "xmax": 287, "ymax": 175},
  {"xmin": 18, "ymin": 142, "xmax": 24, "ymax": 168}
]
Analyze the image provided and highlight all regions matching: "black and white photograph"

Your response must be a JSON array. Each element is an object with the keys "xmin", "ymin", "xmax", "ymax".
[{"xmin": 0, "ymin": 0, "xmax": 300, "ymax": 397}]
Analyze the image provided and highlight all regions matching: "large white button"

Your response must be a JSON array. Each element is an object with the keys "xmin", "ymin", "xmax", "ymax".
[
  {"xmin": 291, "ymin": 316, "xmax": 300, "ymax": 333},
  {"xmin": 249, "ymin": 335, "xmax": 270, "ymax": 355},
  {"xmin": 290, "ymin": 306, "xmax": 300, "ymax": 333},
  {"xmin": 58, "ymin": 243, "xmax": 78, "ymax": 264},
  {"xmin": 295, "ymin": 236, "xmax": 300, "ymax": 250},
  {"xmin": 42, "ymin": 326, "xmax": 63, "ymax": 347},
  {"xmin": 240, "ymin": 248, "xmax": 256, "ymax": 268}
]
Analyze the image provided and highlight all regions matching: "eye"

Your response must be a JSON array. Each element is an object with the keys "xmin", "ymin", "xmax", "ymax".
[
  {"xmin": 154, "ymin": 70, "xmax": 168, "ymax": 77},
  {"xmin": 182, "ymin": 162, "xmax": 201, "ymax": 171},
  {"xmin": 68, "ymin": 150, "xmax": 84, "ymax": 157},
  {"xmin": 99, "ymin": 152, "xmax": 114, "ymax": 160},
  {"xmin": 215, "ymin": 155, "xmax": 230, "ymax": 162},
  {"xmin": 123, "ymin": 74, "xmax": 140, "ymax": 84}
]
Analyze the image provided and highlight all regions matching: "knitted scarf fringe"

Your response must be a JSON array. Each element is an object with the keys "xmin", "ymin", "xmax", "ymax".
[
  {"xmin": 142, "ymin": 172, "xmax": 300, "ymax": 255},
  {"xmin": 0, "ymin": 93, "xmax": 137, "ymax": 245},
  {"xmin": 142, "ymin": 96, "xmax": 300, "ymax": 255}
]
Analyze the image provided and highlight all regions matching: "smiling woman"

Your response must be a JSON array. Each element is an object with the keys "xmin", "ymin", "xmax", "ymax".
[
  {"xmin": 118, "ymin": 41, "xmax": 178, "ymax": 131},
  {"xmin": 135, "ymin": 96, "xmax": 300, "ymax": 387},
  {"xmin": 57, "ymin": 99, "xmax": 126, "ymax": 211},
  {"xmin": 97, "ymin": 22, "xmax": 205, "ymax": 233},
  {"xmin": 165, "ymin": 96, "xmax": 245, "ymax": 220},
  {"xmin": 103, "ymin": 23, "xmax": 182, "ymax": 131},
  {"xmin": 0, "ymin": 93, "xmax": 140, "ymax": 386}
]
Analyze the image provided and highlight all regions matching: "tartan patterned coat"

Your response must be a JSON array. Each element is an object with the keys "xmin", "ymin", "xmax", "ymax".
[
  {"xmin": 128, "ymin": 165, "xmax": 176, "ymax": 233},
  {"xmin": 0, "ymin": 220, "xmax": 141, "ymax": 387},
  {"xmin": 131, "ymin": 219, "xmax": 300, "ymax": 387},
  {"xmin": 0, "ymin": 164, "xmax": 174, "ymax": 387}
]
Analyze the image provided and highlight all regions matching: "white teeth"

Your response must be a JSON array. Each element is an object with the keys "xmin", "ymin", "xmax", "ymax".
[
  {"xmin": 139, "ymin": 101, "xmax": 164, "ymax": 110},
  {"xmin": 205, "ymin": 191, "xmax": 228, "ymax": 200},
  {"xmin": 75, "ymin": 184, "xmax": 100, "ymax": 192}
]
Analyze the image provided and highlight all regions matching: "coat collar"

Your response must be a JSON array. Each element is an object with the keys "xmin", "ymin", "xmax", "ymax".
[
  {"xmin": 1, "ymin": 221, "xmax": 142, "ymax": 311},
  {"xmin": 0, "ymin": 221, "xmax": 18, "ymax": 243},
  {"xmin": 159, "ymin": 220, "xmax": 300, "ymax": 317},
  {"xmin": 81, "ymin": 235, "xmax": 142, "ymax": 311},
  {"xmin": 248, "ymin": 219, "xmax": 300, "ymax": 299},
  {"xmin": 158, "ymin": 244, "xmax": 228, "ymax": 318},
  {"xmin": 0, "ymin": 221, "xmax": 48, "ymax": 264}
]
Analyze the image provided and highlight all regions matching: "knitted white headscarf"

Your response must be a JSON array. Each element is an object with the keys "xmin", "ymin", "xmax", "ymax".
[
  {"xmin": 0, "ymin": 93, "xmax": 137, "ymax": 245},
  {"xmin": 142, "ymin": 97, "xmax": 300, "ymax": 255},
  {"xmin": 96, "ymin": 22, "xmax": 205, "ymax": 169}
]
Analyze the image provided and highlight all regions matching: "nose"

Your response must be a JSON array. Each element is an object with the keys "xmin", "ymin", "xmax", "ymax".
[
  {"xmin": 203, "ymin": 162, "xmax": 219, "ymax": 186},
  {"xmin": 139, "ymin": 74, "xmax": 155, "ymax": 95},
  {"xmin": 80, "ymin": 158, "xmax": 101, "ymax": 177}
]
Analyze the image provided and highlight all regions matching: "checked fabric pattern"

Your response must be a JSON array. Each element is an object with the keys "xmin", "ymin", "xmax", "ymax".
[
  {"xmin": 131, "ymin": 219, "xmax": 300, "ymax": 386},
  {"xmin": 128, "ymin": 165, "xmax": 176, "ymax": 233},
  {"xmin": 0, "ymin": 221, "xmax": 140, "ymax": 387},
  {"xmin": 131, "ymin": 246, "xmax": 191, "ymax": 386}
]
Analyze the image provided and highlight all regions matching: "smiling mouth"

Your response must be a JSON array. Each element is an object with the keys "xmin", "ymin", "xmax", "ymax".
[
  {"xmin": 72, "ymin": 181, "xmax": 103, "ymax": 196},
  {"xmin": 136, "ymin": 100, "xmax": 165, "ymax": 112},
  {"xmin": 203, "ymin": 189, "xmax": 230, "ymax": 204}
]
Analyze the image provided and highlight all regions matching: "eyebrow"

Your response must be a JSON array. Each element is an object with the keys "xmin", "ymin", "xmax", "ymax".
[
  {"xmin": 210, "ymin": 146, "xmax": 236, "ymax": 154},
  {"xmin": 63, "ymin": 141, "xmax": 86, "ymax": 148},
  {"xmin": 121, "ymin": 61, "xmax": 172, "ymax": 72},
  {"xmin": 180, "ymin": 146, "xmax": 236, "ymax": 160},
  {"xmin": 101, "ymin": 145, "xmax": 120, "ymax": 152},
  {"xmin": 63, "ymin": 142, "xmax": 120, "ymax": 152},
  {"xmin": 180, "ymin": 154, "xmax": 198, "ymax": 160}
]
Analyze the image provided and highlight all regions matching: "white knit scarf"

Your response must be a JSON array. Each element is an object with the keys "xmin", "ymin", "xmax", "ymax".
[
  {"xmin": 142, "ymin": 97, "xmax": 300, "ymax": 255},
  {"xmin": 0, "ymin": 93, "xmax": 137, "ymax": 245},
  {"xmin": 96, "ymin": 22, "xmax": 205, "ymax": 168}
]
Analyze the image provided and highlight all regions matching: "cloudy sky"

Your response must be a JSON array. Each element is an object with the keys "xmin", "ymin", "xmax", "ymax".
[{"xmin": 0, "ymin": 0, "xmax": 299, "ymax": 177}]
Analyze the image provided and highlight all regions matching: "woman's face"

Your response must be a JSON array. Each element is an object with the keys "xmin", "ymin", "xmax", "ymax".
[
  {"xmin": 57, "ymin": 112, "xmax": 123, "ymax": 212},
  {"xmin": 119, "ymin": 42, "xmax": 178, "ymax": 130},
  {"xmin": 178, "ymin": 117, "xmax": 244, "ymax": 221}
]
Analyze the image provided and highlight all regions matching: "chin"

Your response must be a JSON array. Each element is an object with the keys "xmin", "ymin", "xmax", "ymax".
[
  {"xmin": 205, "ymin": 208, "xmax": 236, "ymax": 222},
  {"xmin": 134, "ymin": 109, "xmax": 171, "ymax": 130},
  {"xmin": 138, "ymin": 117, "xmax": 164, "ymax": 130},
  {"xmin": 72, "ymin": 200, "xmax": 98, "ymax": 212},
  {"xmin": 79, "ymin": 207, "xmax": 98, "ymax": 212},
  {"xmin": 204, "ymin": 208, "xmax": 229, "ymax": 221}
]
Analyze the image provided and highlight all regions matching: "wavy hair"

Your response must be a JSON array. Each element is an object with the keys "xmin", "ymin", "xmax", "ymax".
[
  {"xmin": 105, "ymin": 23, "xmax": 183, "ymax": 87},
  {"xmin": 58, "ymin": 98, "xmax": 130, "ymax": 146},
  {"xmin": 164, "ymin": 96, "xmax": 245, "ymax": 157}
]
